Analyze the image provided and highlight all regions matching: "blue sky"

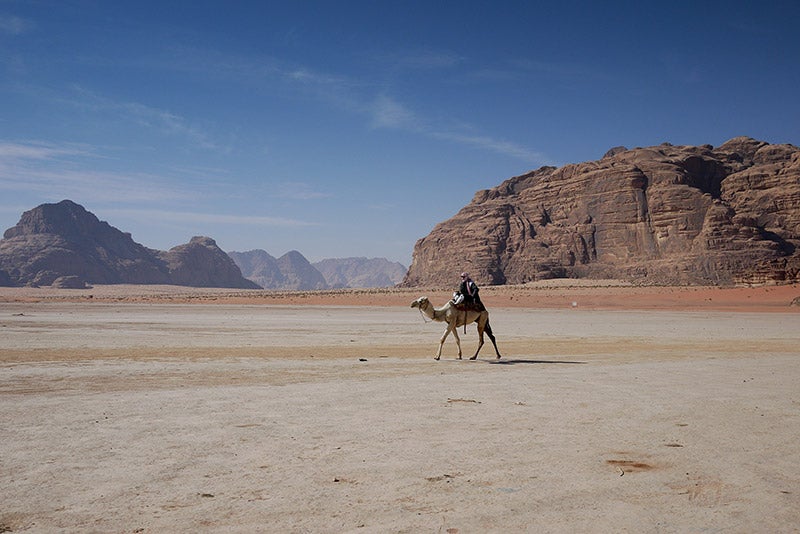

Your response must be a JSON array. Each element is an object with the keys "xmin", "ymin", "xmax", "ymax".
[{"xmin": 1, "ymin": 1, "xmax": 798, "ymax": 265}]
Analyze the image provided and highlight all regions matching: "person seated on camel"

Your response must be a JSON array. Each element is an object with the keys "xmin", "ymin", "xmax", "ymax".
[{"xmin": 454, "ymin": 272, "xmax": 485, "ymax": 311}]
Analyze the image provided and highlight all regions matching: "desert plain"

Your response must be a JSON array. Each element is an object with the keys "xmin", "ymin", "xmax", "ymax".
[{"xmin": 1, "ymin": 282, "xmax": 799, "ymax": 533}]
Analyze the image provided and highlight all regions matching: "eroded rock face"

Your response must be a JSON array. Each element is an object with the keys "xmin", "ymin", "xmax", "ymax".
[
  {"xmin": 403, "ymin": 137, "xmax": 800, "ymax": 287},
  {"xmin": 1, "ymin": 200, "xmax": 171, "ymax": 286}
]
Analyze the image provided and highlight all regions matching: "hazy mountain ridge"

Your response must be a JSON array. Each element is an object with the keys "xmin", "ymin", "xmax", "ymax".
[
  {"xmin": 313, "ymin": 257, "xmax": 407, "ymax": 288},
  {"xmin": 229, "ymin": 250, "xmax": 406, "ymax": 289},
  {"xmin": 228, "ymin": 249, "xmax": 326, "ymax": 290}
]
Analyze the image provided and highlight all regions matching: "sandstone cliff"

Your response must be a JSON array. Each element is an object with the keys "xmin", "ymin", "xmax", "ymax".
[
  {"xmin": 402, "ymin": 137, "xmax": 800, "ymax": 287},
  {"xmin": 0, "ymin": 200, "xmax": 260, "ymax": 289}
]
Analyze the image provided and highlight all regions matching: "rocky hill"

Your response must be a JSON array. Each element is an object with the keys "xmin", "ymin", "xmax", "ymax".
[
  {"xmin": 0, "ymin": 200, "xmax": 260, "ymax": 289},
  {"xmin": 158, "ymin": 236, "xmax": 261, "ymax": 289},
  {"xmin": 313, "ymin": 257, "xmax": 407, "ymax": 288},
  {"xmin": 402, "ymin": 137, "xmax": 800, "ymax": 287}
]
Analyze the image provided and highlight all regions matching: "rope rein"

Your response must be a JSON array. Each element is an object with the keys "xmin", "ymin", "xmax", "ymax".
[{"xmin": 418, "ymin": 307, "xmax": 431, "ymax": 323}]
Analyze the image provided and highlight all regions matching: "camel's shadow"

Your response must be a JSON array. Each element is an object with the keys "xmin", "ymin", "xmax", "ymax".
[{"xmin": 483, "ymin": 358, "xmax": 586, "ymax": 365}]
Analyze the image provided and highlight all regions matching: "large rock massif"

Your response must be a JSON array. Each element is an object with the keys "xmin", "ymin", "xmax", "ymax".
[
  {"xmin": 403, "ymin": 137, "xmax": 800, "ymax": 287},
  {"xmin": 0, "ymin": 200, "xmax": 259, "ymax": 288}
]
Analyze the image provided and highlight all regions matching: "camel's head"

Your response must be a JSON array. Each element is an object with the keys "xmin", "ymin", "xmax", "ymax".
[{"xmin": 410, "ymin": 296, "xmax": 429, "ymax": 309}]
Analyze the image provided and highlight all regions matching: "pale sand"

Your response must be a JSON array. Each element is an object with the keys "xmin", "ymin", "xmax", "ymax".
[{"xmin": 1, "ymin": 285, "xmax": 799, "ymax": 532}]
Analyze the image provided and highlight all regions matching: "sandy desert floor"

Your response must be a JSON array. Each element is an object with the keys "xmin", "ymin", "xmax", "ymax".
[{"xmin": 1, "ymin": 284, "xmax": 799, "ymax": 532}]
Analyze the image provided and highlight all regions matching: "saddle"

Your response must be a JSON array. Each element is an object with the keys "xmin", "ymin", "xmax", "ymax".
[
  {"xmin": 455, "ymin": 302, "xmax": 486, "ymax": 312},
  {"xmin": 451, "ymin": 292, "xmax": 486, "ymax": 312}
]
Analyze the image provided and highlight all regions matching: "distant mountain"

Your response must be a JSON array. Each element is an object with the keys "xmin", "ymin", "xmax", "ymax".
[
  {"xmin": 230, "ymin": 250, "xmax": 407, "ymax": 289},
  {"xmin": 313, "ymin": 257, "xmax": 407, "ymax": 288},
  {"xmin": 229, "ymin": 249, "xmax": 327, "ymax": 290},
  {"xmin": 277, "ymin": 250, "xmax": 328, "ymax": 290},
  {"xmin": 0, "ymin": 200, "xmax": 260, "ymax": 289},
  {"xmin": 227, "ymin": 249, "xmax": 284, "ymax": 289},
  {"xmin": 0, "ymin": 200, "xmax": 408, "ymax": 290}
]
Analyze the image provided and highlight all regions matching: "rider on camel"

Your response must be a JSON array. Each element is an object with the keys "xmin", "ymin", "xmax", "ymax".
[{"xmin": 456, "ymin": 272, "xmax": 485, "ymax": 311}]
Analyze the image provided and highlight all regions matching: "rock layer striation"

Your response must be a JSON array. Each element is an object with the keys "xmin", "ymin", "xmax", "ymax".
[{"xmin": 403, "ymin": 137, "xmax": 800, "ymax": 287}]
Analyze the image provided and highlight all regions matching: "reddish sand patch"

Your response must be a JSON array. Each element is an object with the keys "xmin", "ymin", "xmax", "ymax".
[{"xmin": 1, "ymin": 282, "xmax": 798, "ymax": 311}]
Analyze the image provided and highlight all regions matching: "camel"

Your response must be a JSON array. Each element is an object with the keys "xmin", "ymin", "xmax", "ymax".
[{"xmin": 411, "ymin": 296, "xmax": 501, "ymax": 360}]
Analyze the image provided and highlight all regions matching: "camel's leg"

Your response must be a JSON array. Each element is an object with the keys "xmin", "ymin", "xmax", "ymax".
[
  {"xmin": 485, "ymin": 322, "xmax": 501, "ymax": 359},
  {"xmin": 435, "ymin": 326, "xmax": 447, "ymax": 360},
  {"xmin": 437, "ymin": 324, "xmax": 458, "ymax": 360},
  {"xmin": 451, "ymin": 323, "xmax": 463, "ymax": 359},
  {"xmin": 469, "ymin": 326, "xmax": 485, "ymax": 360},
  {"xmin": 468, "ymin": 316, "xmax": 486, "ymax": 360}
]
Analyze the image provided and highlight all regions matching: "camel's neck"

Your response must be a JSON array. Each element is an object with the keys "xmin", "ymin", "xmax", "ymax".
[
  {"xmin": 429, "ymin": 302, "xmax": 450, "ymax": 322},
  {"xmin": 419, "ymin": 301, "xmax": 436, "ymax": 320}
]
